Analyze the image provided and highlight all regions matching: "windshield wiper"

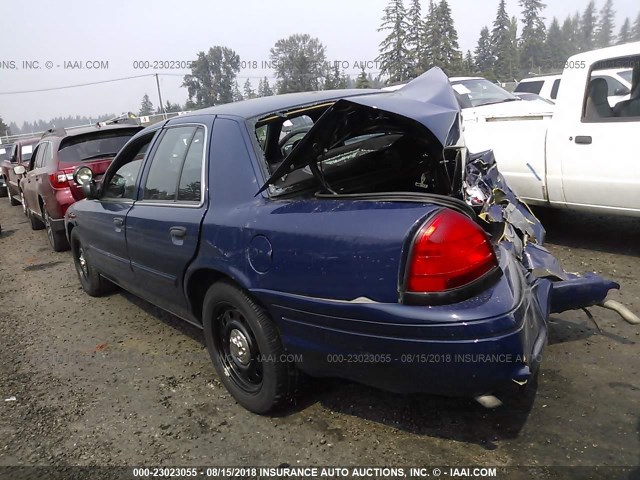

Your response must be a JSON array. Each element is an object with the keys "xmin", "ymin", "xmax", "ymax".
[{"xmin": 80, "ymin": 152, "xmax": 117, "ymax": 161}]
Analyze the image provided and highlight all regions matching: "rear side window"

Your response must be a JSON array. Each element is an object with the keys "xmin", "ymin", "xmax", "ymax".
[
  {"xmin": 143, "ymin": 125, "xmax": 205, "ymax": 203},
  {"xmin": 550, "ymin": 79, "xmax": 561, "ymax": 99},
  {"xmin": 514, "ymin": 80, "xmax": 543, "ymax": 94}
]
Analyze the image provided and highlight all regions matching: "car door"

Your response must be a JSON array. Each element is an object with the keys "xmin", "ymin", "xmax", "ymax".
[
  {"xmin": 80, "ymin": 131, "xmax": 158, "ymax": 286},
  {"xmin": 558, "ymin": 57, "xmax": 640, "ymax": 212},
  {"xmin": 125, "ymin": 123, "xmax": 208, "ymax": 317},
  {"xmin": 23, "ymin": 142, "xmax": 47, "ymax": 213}
]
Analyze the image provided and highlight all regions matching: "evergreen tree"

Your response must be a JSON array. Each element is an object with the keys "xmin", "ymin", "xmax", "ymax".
[
  {"xmin": 243, "ymin": 79, "xmax": 257, "ymax": 99},
  {"xmin": 377, "ymin": 0, "xmax": 412, "ymax": 83},
  {"xmin": 270, "ymin": 34, "xmax": 327, "ymax": 93},
  {"xmin": 420, "ymin": 0, "xmax": 439, "ymax": 71},
  {"xmin": 519, "ymin": 0, "xmax": 547, "ymax": 73},
  {"xmin": 491, "ymin": 0, "xmax": 516, "ymax": 80},
  {"xmin": 617, "ymin": 18, "xmax": 631, "ymax": 45},
  {"xmin": 258, "ymin": 77, "xmax": 274, "ymax": 97},
  {"xmin": 432, "ymin": 0, "xmax": 463, "ymax": 75},
  {"xmin": 159, "ymin": 101, "xmax": 182, "ymax": 114},
  {"xmin": 509, "ymin": 16, "xmax": 520, "ymax": 74},
  {"xmin": 139, "ymin": 94, "xmax": 154, "ymax": 116},
  {"xmin": 475, "ymin": 26, "xmax": 495, "ymax": 78},
  {"xmin": 323, "ymin": 64, "xmax": 348, "ymax": 90},
  {"xmin": 595, "ymin": 0, "xmax": 615, "ymax": 48},
  {"xmin": 632, "ymin": 13, "xmax": 640, "ymax": 41},
  {"xmin": 0, "ymin": 116, "xmax": 10, "ymax": 136},
  {"xmin": 562, "ymin": 14, "xmax": 579, "ymax": 55},
  {"xmin": 463, "ymin": 50, "xmax": 475, "ymax": 76},
  {"xmin": 544, "ymin": 17, "xmax": 568, "ymax": 71},
  {"xmin": 232, "ymin": 81, "xmax": 243, "ymax": 102},
  {"xmin": 580, "ymin": 1, "xmax": 597, "ymax": 52},
  {"xmin": 406, "ymin": 0, "xmax": 424, "ymax": 75},
  {"xmin": 182, "ymin": 46, "xmax": 241, "ymax": 107},
  {"xmin": 355, "ymin": 68, "xmax": 372, "ymax": 88}
]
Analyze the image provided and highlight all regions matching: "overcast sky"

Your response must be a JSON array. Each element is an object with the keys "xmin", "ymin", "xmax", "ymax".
[{"xmin": 0, "ymin": 0, "xmax": 637, "ymax": 126}]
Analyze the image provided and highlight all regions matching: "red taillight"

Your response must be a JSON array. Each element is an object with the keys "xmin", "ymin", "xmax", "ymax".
[
  {"xmin": 48, "ymin": 169, "xmax": 74, "ymax": 189},
  {"xmin": 406, "ymin": 210, "xmax": 498, "ymax": 293}
]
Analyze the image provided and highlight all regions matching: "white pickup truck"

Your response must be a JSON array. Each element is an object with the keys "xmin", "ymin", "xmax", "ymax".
[{"xmin": 463, "ymin": 42, "xmax": 640, "ymax": 216}]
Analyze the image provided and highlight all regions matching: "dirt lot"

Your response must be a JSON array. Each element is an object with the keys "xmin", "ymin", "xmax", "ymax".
[{"xmin": 0, "ymin": 200, "xmax": 638, "ymax": 475}]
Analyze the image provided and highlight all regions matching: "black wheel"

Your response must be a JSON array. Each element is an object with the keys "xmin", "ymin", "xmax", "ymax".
[
  {"xmin": 70, "ymin": 230, "xmax": 110, "ymax": 297},
  {"xmin": 44, "ymin": 209, "xmax": 69, "ymax": 252},
  {"xmin": 203, "ymin": 281, "xmax": 299, "ymax": 413},
  {"xmin": 28, "ymin": 206, "xmax": 45, "ymax": 230}
]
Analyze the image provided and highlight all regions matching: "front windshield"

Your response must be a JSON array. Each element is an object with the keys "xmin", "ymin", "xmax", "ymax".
[
  {"xmin": 451, "ymin": 79, "xmax": 518, "ymax": 107},
  {"xmin": 0, "ymin": 145, "xmax": 13, "ymax": 161},
  {"xmin": 21, "ymin": 144, "xmax": 34, "ymax": 162},
  {"xmin": 619, "ymin": 69, "xmax": 632, "ymax": 84}
]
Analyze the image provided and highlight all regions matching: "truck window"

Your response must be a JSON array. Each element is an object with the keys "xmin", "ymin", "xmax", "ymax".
[
  {"xmin": 550, "ymin": 79, "xmax": 561, "ymax": 100},
  {"xmin": 583, "ymin": 56, "xmax": 640, "ymax": 122},
  {"xmin": 514, "ymin": 80, "xmax": 543, "ymax": 95}
]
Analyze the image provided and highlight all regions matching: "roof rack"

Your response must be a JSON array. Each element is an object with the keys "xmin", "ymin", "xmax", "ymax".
[
  {"xmin": 96, "ymin": 112, "xmax": 140, "ymax": 127},
  {"xmin": 41, "ymin": 127, "xmax": 67, "ymax": 139}
]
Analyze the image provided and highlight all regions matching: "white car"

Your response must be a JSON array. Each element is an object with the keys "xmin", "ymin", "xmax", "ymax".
[
  {"xmin": 384, "ymin": 76, "xmax": 554, "ymax": 125},
  {"xmin": 515, "ymin": 68, "xmax": 632, "ymax": 108}
]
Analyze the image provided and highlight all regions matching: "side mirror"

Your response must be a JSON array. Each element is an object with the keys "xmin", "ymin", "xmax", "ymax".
[
  {"xmin": 614, "ymin": 86, "xmax": 630, "ymax": 96},
  {"xmin": 13, "ymin": 165, "xmax": 26, "ymax": 176},
  {"xmin": 81, "ymin": 180, "xmax": 100, "ymax": 200}
]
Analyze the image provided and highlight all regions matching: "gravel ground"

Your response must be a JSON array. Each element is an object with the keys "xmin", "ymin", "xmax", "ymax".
[{"xmin": 0, "ymin": 201, "xmax": 638, "ymax": 476}]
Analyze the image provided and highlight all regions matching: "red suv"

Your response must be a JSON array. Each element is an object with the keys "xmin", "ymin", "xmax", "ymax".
[
  {"xmin": 21, "ymin": 121, "xmax": 142, "ymax": 251},
  {"xmin": 1, "ymin": 138, "xmax": 39, "ymax": 207}
]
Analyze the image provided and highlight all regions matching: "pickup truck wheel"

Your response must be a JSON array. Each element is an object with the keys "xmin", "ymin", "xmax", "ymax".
[
  {"xmin": 70, "ymin": 230, "xmax": 110, "ymax": 297},
  {"xmin": 44, "ymin": 210, "xmax": 69, "ymax": 252},
  {"xmin": 203, "ymin": 281, "xmax": 298, "ymax": 414},
  {"xmin": 28, "ymin": 207, "xmax": 45, "ymax": 230}
]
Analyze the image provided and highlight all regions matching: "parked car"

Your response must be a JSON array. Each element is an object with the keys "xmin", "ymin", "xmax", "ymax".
[
  {"xmin": 1, "ymin": 138, "xmax": 39, "ymax": 207},
  {"xmin": 65, "ymin": 68, "xmax": 616, "ymax": 414},
  {"xmin": 384, "ymin": 76, "xmax": 554, "ymax": 125},
  {"xmin": 515, "ymin": 67, "xmax": 632, "ymax": 107},
  {"xmin": 463, "ymin": 42, "xmax": 640, "ymax": 216},
  {"xmin": 0, "ymin": 142, "xmax": 13, "ymax": 197},
  {"xmin": 19, "ymin": 121, "xmax": 142, "ymax": 251}
]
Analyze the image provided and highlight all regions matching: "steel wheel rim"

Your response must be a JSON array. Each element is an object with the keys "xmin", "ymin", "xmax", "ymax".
[
  {"xmin": 45, "ymin": 211, "xmax": 54, "ymax": 246},
  {"xmin": 213, "ymin": 303, "xmax": 263, "ymax": 393},
  {"xmin": 76, "ymin": 245, "xmax": 89, "ymax": 279}
]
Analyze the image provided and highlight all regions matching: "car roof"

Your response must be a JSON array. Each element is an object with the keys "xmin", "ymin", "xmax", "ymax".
[
  {"xmin": 14, "ymin": 137, "xmax": 39, "ymax": 146},
  {"xmin": 188, "ymin": 89, "xmax": 381, "ymax": 120}
]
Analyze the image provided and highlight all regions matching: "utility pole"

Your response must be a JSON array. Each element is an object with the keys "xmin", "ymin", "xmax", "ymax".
[{"xmin": 155, "ymin": 73, "xmax": 166, "ymax": 120}]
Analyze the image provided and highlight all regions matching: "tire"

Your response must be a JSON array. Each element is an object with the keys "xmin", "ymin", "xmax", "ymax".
[
  {"xmin": 70, "ymin": 229, "xmax": 110, "ymax": 297},
  {"xmin": 44, "ymin": 209, "xmax": 69, "ymax": 252},
  {"xmin": 203, "ymin": 281, "xmax": 299, "ymax": 414},
  {"xmin": 28, "ymin": 206, "xmax": 45, "ymax": 230},
  {"xmin": 9, "ymin": 190, "xmax": 19, "ymax": 206}
]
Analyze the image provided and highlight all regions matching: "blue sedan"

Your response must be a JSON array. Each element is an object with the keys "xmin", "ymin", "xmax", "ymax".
[{"xmin": 65, "ymin": 68, "xmax": 617, "ymax": 413}]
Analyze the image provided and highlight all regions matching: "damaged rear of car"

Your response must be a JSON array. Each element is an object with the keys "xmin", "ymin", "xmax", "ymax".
[{"xmin": 246, "ymin": 68, "xmax": 620, "ymax": 407}]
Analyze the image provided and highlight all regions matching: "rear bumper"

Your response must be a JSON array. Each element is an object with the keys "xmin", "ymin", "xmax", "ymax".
[{"xmin": 252, "ymin": 248, "xmax": 551, "ymax": 397}]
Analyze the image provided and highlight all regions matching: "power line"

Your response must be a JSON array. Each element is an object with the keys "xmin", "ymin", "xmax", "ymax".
[{"xmin": 0, "ymin": 73, "xmax": 158, "ymax": 95}]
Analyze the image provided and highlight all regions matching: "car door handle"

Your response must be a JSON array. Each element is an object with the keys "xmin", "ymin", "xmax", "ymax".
[
  {"xmin": 169, "ymin": 226, "xmax": 187, "ymax": 239},
  {"xmin": 113, "ymin": 218, "xmax": 124, "ymax": 227},
  {"xmin": 575, "ymin": 136, "xmax": 592, "ymax": 145}
]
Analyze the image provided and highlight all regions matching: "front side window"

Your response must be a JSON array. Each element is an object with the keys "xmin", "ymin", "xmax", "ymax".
[{"xmin": 143, "ymin": 125, "xmax": 204, "ymax": 203}]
